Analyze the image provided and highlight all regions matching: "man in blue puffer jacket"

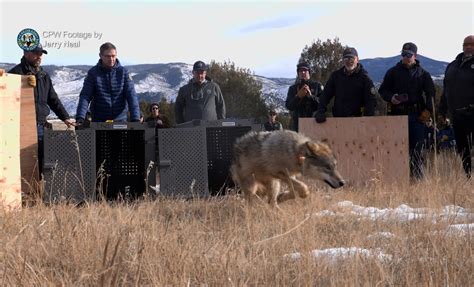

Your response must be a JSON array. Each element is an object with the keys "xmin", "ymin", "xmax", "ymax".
[{"xmin": 75, "ymin": 42, "xmax": 140, "ymax": 122}]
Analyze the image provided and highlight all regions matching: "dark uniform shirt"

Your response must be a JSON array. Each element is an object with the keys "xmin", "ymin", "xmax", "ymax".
[
  {"xmin": 285, "ymin": 79, "xmax": 322, "ymax": 131},
  {"xmin": 8, "ymin": 57, "xmax": 70, "ymax": 123},
  {"xmin": 317, "ymin": 64, "xmax": 376, "ymax": 117},
  {"xmin": 439, "ymin": 53, "xmax": 474, "ymax": 117},
  {"xmin": 379, "ymin": 60, "xmax": 435, "ymax": 115}
]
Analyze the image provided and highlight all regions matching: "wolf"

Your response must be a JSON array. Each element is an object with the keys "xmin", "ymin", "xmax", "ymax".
[{"xmin": 230, "ymin": 130, "xmax": 345, "ymax": 208}]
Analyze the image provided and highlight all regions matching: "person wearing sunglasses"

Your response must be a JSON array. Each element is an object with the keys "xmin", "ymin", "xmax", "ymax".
[
  {"xmin": 379, "ymin": 42, "xmax": 435, "ymax": 180},
  {"xmin": 315, "ymin": 47, "xmax": 376, "ymax": 124},
  {"xmin": 439, "ymin": 35, "xmax": 474, "ymax": 177},
  {"xmin": 145, "ymin": 103, "xmax": 170, "ymax": 128}
]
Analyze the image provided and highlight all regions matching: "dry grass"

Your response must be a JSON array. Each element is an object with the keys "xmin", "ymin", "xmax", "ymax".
[{"xmin": 1, "ymin": 152, "xmax": 473, "ymax": 286}]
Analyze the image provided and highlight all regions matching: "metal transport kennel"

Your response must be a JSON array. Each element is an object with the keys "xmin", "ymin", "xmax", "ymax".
[{"xmin": 43, "ymin": 122, "xmax": 156, "ymax": 202}]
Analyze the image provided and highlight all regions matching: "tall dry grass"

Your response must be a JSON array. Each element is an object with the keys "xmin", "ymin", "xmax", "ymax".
[{"xmin": 1, "ymin": 151, "xmax": 473, "ymax": 286}]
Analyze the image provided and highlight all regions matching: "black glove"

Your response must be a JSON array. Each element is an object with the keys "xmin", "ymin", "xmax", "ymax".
[
  {"xmin": 75, "ymin": 118, "xmax": 85, "ymax": 129},
  {"xmin": 315, "ymin": 111, "xmax": 327, "ymax": 123}
]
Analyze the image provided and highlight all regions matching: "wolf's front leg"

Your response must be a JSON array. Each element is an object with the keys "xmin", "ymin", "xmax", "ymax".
[{"xmin": 287, "ymin": 176, "xmax": 310, "ymax": 199}]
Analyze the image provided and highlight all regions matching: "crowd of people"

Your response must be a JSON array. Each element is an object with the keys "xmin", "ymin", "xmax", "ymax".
[{"xmin": 8, "ymin": 35, "xmax": 473, "ymax": 179}]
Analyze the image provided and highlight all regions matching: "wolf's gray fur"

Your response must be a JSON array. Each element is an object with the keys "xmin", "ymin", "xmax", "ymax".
[{"xmin": 231, "ymin": 130, "xmax": 345, "ymax": 208}]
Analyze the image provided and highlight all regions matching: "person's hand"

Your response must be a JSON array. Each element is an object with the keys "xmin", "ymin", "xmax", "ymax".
[
  {"xmin": 391, "ymin": 94, "xmax": 401, "ymax": 105},
  {"xmin": 28, "ymin": 75, "xmax": 36, "ymax": 87},
  {"xmin": 315, "ymin": 111, "xmax": 327, "ymax": 123},
  {"xmin": 63, "ymin": 118, "xmax": 76, "ymax": 128},
  {"xmin": 75, "ymin": 118, "xmax": 84, "ymax": 126},
  {"xmin": 297, "ymin": 85, "xmax": 309, "ymax": 98}
]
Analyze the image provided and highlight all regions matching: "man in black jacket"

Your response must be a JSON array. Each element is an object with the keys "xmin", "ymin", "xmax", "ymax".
[
  {"xmin": 439, "ymin": 35, "xmax": 474, "ymax": 177},
  {"xmin": 285, "ymin": 62, "xmax": 322, "ymax": 132},
  {"xmin": 379, "ymin": 42, "xmax": 435, "ymax": 179},
  {"xmin": 9, "ymin": 43, "xmax": 74, "ymax": 176},
  {"xmin": 315, "ymin": 47, "xmax": 376, "ymax": 122}
]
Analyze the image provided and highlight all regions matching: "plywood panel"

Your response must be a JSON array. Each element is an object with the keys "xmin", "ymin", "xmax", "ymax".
[
  {"xmin": 0, "ymin": 71, "xmax": 22, "ymax": 210},
  {"xmin": 299, "ymin": 116, "xmax": 409, "ymax": 186},
  {"xmin": 19, "ymin": 77, "xmax": 39, "ymax": 194}
]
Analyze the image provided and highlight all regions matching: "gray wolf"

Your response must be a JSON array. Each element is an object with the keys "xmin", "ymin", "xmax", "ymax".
[{"xmin": 230, "ymin": 130, "xmax": 345, "ymax": 208}]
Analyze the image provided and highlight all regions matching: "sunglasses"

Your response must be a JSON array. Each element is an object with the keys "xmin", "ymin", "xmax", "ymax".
[{"xmin": 401, "ymin": 52, "xmax": 414, "ymax": 58}]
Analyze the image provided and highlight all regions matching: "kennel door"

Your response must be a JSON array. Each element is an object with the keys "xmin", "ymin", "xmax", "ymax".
[
  {"xmin": 206, "ymin": 126, "xmax": 252, "ymax": 195},
  {"xmin": 158, "ymin": 127, "xmax": 209, "ymax": 198},
  {"xmin": 43, "ymin": 129, "xmax": 96, "ymax": 203}
]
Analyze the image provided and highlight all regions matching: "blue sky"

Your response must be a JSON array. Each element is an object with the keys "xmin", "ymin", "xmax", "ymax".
[{"xmin": 1, "ymin": 0, "xmax": 472, "ymax": 77}]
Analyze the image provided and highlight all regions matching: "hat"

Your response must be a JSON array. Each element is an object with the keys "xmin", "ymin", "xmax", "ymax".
[
  {"xmin": 296, "ymin": 62, "xmax": 311, "ymax": 71},
  {"xmin": 343, "ymin": 47, "xmax": 358, "ymax": 58},
  {"xmin": 30, "ymin": 43, "xmax": 48, "ymax": 54},
  {"xmin": 401, "ymin": 42, "xmax": 417, "ymax": 55},
  {"xmin": 193, "ymin": 60, "xmax": 207, "ymax": 71}
]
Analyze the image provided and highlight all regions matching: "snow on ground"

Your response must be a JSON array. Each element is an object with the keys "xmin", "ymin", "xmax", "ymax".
[
  {"xmin": 284, "ymin": 201, "xmax": 473, "ymax": 262},
  {"xmin": 312, "ymin": 200, "xmax": 473, "ymax": 223}
]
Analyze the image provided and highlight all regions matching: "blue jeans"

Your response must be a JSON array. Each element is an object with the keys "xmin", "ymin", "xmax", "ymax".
[{"xmin": 408, "ymin": 113, "xmax": 427, "ymax": 179}]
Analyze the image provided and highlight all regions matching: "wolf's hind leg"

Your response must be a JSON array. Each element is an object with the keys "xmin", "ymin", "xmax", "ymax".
[
  {"xmin": 240, "ymin": 177, "xmax": 259, "ymax": 204},
  {"xmin": 265, "ymin": 179, "xmax": 281, "ymax": 208}
]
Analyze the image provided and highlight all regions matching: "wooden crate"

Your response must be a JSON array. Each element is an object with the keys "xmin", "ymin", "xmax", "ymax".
[
  {"xmin": 19, "ymin": 76, "xmax": 39, "ymax": 194},
  {"xmin": 299, "ymin": 116, "xmax": 409, "ymax": 186},
  {"xmin": 0, "ymin": 71, "xmax": 22, "ymax": 210}
]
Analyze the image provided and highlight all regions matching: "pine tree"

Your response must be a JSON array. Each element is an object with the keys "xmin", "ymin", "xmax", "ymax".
[
  {"xmin": 207, "ymin": 60, "xmax": 268, "ymax": 122},
  {"xmin": 299, "ymin": 37, "xmax": 346, "ymax": 85}
]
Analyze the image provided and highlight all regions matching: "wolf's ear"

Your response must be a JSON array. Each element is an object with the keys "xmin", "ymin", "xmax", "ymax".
[{"xmin": 304, "ymin": 141, "xmax": 320, "ymax": 155}]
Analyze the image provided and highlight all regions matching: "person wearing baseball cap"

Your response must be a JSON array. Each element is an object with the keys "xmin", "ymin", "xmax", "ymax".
[
  {"xmin": 379, "ymin": 42, "xmax": 435, "ymax": 180},
  {"xmin": 315, "ymin": 47, "xmax": 376, "ymax": 124},
  {"xmin": 285, "ymin": 61, "xmax": 323, "ymax": 132},
  {"xmin": 8, "ymin": 43, "xmax": 74, "ymax": 176},
  {"xmin": 175, "ymin": 60, "xmax": 226, "ymax": 124}
]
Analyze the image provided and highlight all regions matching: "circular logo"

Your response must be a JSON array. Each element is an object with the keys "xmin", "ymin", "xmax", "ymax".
[{"xmin": 17, "ymin": 28, "xmax": 40, "ymax": 51}]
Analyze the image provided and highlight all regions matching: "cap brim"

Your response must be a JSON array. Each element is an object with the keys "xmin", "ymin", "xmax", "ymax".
[{"xmin": 30, "ymin": 49, "xmax": 48, "ymax": 54}]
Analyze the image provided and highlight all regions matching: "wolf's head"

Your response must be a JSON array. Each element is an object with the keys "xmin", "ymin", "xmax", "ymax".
[{"xmin": 299, "ymin": 141, "xmax": 345, "ymax": 188}]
